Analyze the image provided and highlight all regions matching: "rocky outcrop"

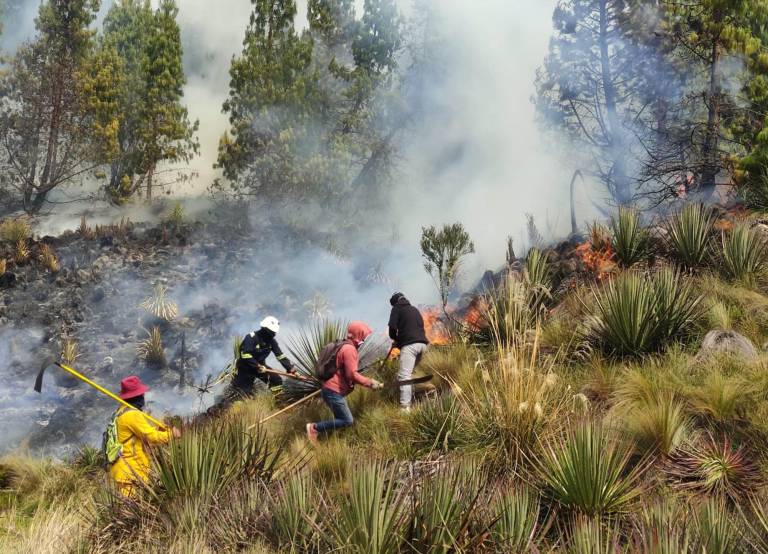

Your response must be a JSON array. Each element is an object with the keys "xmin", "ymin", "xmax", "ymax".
[{"xmin": 697, "ymin": 330, "xmax": 759, "ymax": 361}]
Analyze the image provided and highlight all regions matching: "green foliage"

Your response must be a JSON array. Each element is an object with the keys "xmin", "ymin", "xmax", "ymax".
[
  {"xmin": 566, "ymin": 518, "xmax": 623, "ymax": 554},
  {"xmin": 491, "ymin": 487, "xmax": 541, "ymax": 552},
  {"xmin": 409, "ymin": 394, "xmax": 466, "ymax": 454},
  {"xmin": 719, "ymin": 224, "xmax": 768, "ymax": 287},
  {"xmin": 164, "ymin": 201, "xmax": 184, "ymax": 228},
  {"xmin": 322, "ymin": 461, "xmax": 404, "ymax": 554},
  {"xmin": 152, "ymin": 421, "xmax": 281, "ymax": 500},
  {"xmin": 694, "ymin": 500, "xmax": 741, "ymax": 554},
  {"xmin": 667, "ymin": 434, "xmax": 764, "ymax": 503},
  {"xmin": 620, "ymin": 394, "xmax": 690, "ymax": 458},
  {"xmin": 269, "ymin": 474, "xmax": 319, "ymax": 551},
  {"xmin": 0, "ymin": 0, "xmax": 118, "ymax": 213},
  {"xmin": 420, "ymin": 223, "xmax": 475, "ymax": 311},
  {"xmin": 585, "ymin": 269, "xmax": 704, "ymax": 356},
  {"xmin": 665, "ymin": 203, "xmax": 715, "ymax": 269},
  {"xmin": 524, "ymin": 247, "xmax": 554, "ymax": 311},
  {"xmin": 536, "ymin": 422, "xmax": 644, "ymax": 517},
  {"xmin": 611, "ymin": 207, "xmax": 649, "ymax": 268},
  {"xmin": 407, "ymin": 460, "xmax": 485, "ymax": 553}
]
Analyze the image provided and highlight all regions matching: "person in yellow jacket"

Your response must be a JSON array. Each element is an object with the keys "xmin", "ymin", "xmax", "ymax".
[{"xmin": 107, "ymin": 375, "xmax": 180, "ymax": 497}]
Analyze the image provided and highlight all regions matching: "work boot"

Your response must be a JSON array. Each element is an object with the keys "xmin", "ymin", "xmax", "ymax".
[{"xmin": 306, "ymin": 423, "xmax": 319, "ymax": 445}]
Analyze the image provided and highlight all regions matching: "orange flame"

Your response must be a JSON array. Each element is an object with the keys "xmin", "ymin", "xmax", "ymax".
[
  {"xmin": 576, "ymin": 241, "xmax": 616, "ymax": 281},
  {"xmin": 423, "ymin": 308, "xmax": 451, "ymax": 345},
  {"xmin": 463, "ymin": 296, "xmax": 486, "ymax": 332}
]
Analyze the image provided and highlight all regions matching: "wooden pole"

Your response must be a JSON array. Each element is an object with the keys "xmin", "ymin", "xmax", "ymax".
[{"xmin": 251, "ymin": 388, "xmax": 322, "ymax": 428}]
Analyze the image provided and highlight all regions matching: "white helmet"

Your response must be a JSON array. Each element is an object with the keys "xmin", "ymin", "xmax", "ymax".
[{"xmin": 260, "ymin": 316, "xmax": 280, "ymax": 334}]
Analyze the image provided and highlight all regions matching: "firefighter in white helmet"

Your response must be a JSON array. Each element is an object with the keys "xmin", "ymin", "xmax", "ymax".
[{"xmin": 210, "ymin": 316, "xmax": 297, "ymax": 412}]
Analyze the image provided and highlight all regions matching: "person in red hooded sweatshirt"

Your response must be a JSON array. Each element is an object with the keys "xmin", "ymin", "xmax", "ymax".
[{"xmin": 306, "ymin": 321, "xmax": 383, "ymax": 443}]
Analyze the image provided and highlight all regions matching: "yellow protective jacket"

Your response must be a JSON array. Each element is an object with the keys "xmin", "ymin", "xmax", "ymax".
[{"xmin": 108, "ymin": 407, "xmax": 170, "ymax": 496}]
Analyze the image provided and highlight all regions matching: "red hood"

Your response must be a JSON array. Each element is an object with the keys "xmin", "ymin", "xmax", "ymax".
[{"xmin": 347, "ymin": 321, "xmax": 373, "ymax": 346}]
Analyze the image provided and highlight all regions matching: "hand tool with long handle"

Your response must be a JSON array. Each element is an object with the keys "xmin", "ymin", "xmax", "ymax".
[{"xmin": 34, "ymin": 361, "xmax": 167, "ymax": 429}]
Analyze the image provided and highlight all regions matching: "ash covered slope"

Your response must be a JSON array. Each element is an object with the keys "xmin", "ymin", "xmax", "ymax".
[{"xmin": 0, "ymin": 203, "xmax": 402, "ymax": 457}]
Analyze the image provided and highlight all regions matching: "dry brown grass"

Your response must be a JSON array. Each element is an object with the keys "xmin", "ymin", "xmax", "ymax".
[
  {"xmin": 13, "ymin": 240, "xmax": 29, "ymax": 265},
  {"xmin": 140, "ymin": 283, "xmax": 179, "ymax": 321},
  {"xmin": 0, "ymin": 502, "xmax": 88, "ymax": 554},
  {"xmin": 39, "ymin": 244, "xmax": 60, "ymax": 273},
  {"xmin": 0, "ymin": 217, "xmax": 31, "ymax": 243},
  {"xmin": 78, "ymin": 215, "xmax": 94, "ymax": 239},
  {"xmin": 0, "ymin": 258, "xmax": 6, "ymax": 274},
  {"xmin": 60, "ymin": 337, "xmax": 80, "ymax": 365},
  {"xmin": 137, "ymin": 327, "xmax": 167, "ymax": 367}
]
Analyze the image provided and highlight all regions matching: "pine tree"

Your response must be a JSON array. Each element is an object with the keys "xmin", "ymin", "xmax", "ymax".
[
  {"xmin": 216, "ymin": 0, "xmax": 319, "ymax": 201},
  {"xmin": 102, "ymin": 0, "xmax": 154, "ymax": 202},
  {"xmin": 536, "ymin": 0, "xmax": 651, "ymax": 205},
  {"xmin": 664, "ymin": 0, "xmax": 763, "ymax": 198},
  {"xmin": 137, "ymin": 0, "xmax": 198, "ymax": 200},
  {"xmin": 0, "ymin": 0, "xmax": 121, "ymax": 213}
]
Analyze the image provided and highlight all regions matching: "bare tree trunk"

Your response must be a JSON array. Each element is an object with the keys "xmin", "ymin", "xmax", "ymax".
[
  {"xmin": 701, "ymin": 37, "xmax": 722, "ymax": 199},
  {"xmin": 598, "ymin": 0, "xmax": 630, "ymax": 205},
  {"xmin": 146, "ymin": 165, "xmax": 154, "ymax": 201}
]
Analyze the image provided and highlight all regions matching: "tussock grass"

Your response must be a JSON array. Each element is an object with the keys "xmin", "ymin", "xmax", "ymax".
[
  {"xmin": 38, "ymin": 244, "xmax": 59, "ymax": 273},
  {"xmin": 0, "ymin": 218, "xmax": 31, "ymax": 243}
]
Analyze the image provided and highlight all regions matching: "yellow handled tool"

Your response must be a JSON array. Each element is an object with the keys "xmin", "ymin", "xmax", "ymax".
[{"xmin": 34, "ymin": 360, "xmax": 166, "ymax": 429}]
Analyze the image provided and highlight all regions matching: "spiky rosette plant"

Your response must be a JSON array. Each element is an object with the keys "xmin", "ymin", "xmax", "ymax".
[
  {"xmin": 140, "ymin": 283, "xmax": 179, "ymax": 322},
  {"xmin": 535, "ymin": 421, "xmax": 645, "ymax": 517},
  {"xmin": 611, "ymin": 207, "xmax": 649, "ymax": 268},
  {"xmin": 279, "ymin": 319, "xmax": 388, "ymax": 404},
  {"xmin": 666, "ymin": 434, "xmax": 764, "ymax": 504},
  {"xmin": 665, "ymin": 203, "xmax": 715, "ymax": 270},
  {"xmin": 719, "ymin": 223, "xmax": 768, "ymax": 287},
  {"xmin": 137, "ymin": 327, "xmax": 167, "ymax": 368}
]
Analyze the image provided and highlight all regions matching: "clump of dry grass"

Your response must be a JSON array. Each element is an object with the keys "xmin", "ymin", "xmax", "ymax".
[
  {"xmin": 39, "ymin": 244, "xmax": 60, "ymax": 273},
  {"xmin": 94, "ymin": 217, "xmax": 133, "ymax": 239},
  {"xmin": 14, "ymin": 240, "xmax": 29, "ymax": 265},
  {"xmin": 78, "ymin": 216, "xmax": 94, "ymax": 239},
  {"xmin": 140, "ymin": 283, "xmax": 179, "ymax": 322},
  {"xmin": 0, "ymin": 258, "xmax": 6, "ymax": 274},
  {"xmin": 137, "ymin": 327, "xmax": 167, "ymax": 367},
  {"xmin": 0, "ymin": 217, "xmax": 31, "ymax": 243},
  {"xmin": 60, "ymin": 337, "xmax": 80, "ymax": 365}
]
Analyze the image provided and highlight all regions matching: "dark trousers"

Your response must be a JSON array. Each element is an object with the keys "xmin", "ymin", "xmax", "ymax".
[{"xmin": 314, "ymin": 388, "xmax": 354, "ymax": 434}]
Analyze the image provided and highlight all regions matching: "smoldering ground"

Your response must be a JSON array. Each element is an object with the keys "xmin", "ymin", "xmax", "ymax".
[{"xmin": 0, "ymin": 0, "xmax": 582, "ymax": 455}]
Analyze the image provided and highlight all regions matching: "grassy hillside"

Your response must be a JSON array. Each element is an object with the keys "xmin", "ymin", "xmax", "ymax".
[{"xmin": 5, "ymin": 205, "xmax": 768, "ymax": 552}]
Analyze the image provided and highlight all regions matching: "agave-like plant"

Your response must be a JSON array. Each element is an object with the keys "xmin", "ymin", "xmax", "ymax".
[
  {"xmin": 140, "ymin": 283, "xmax": 179, "ymax": 322},
  {"xmin": 14, "ymin": 239, "xmax": 29, "ymax": 265},
  {"xmin": 743, "ymin": 496, "xmax": 768, "ymax": 554},
  {"xmin": 152, "ymin": 420, "xmax": 281, "ymax": 500},
  {"xmin": 611, "ymin": 207, "xmax": 649, "ymax": 268},
  {"xmin": 39, "ymin": 244, "xmax": 60, "ymax": 273},
  {"xmin": 491, "ymin": 486, "xmax": 541, "ymax": 552},
  {"xmin": 584, "ymin": 269, "xmax": 703, "ymax": 356},
  {"xmin": 666, "ymin": 433, "xmax": 764, "ymax": 503},
  {"xmin": 566, "ymin": 518, "xmax": 624, "ymax": 554},
  {"xmin": 694, "ymin": 499, "xmax": 741, "ymax": 554},
  {"xmin": 269, "ymin": 474, "xmax": 319, "ymax": 551},
  {"xmin": 631, "ymin": 498, "xmax": 692, "ymax": 554},
  {"xmin": 409, "ymin": 394, "xmax": 466, "ymax": 454},
  {"xmin": 406, "ymin": 460, "xmax": 486, "ymax": 554},
  {"xmin": 281, "ymin": 319, "xmax": 388, "ymax": 404},
  {"xmin": 719, "ymin": 223, "xmax": 768, "ymax": 287},
  {"xmin": 536, "ymin": 421, "xmax": 644, "ymax": 517},
  {"xmin": 523, "ymin": 247, "xmax": 553, "ymax": 311},
  {"xmin": 322, "ymin": 461, "xmax": 405, "ymax": 554},
  {"xmin": 137, "ymin": 326, "xmax": 167, "ymax": 368},
  {"xmin": 665, "ymin": 203, "xmax": 715, "ymax": 270}
]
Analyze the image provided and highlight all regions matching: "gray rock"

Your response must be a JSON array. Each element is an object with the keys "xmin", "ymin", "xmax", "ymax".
[{"xmin": 697, "ymin": 330, "xmax": 759, "ymax": 360}]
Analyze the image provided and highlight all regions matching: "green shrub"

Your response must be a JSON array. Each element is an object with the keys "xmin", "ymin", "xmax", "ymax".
[
  {"xmin": 719, "ymin": 224, "xmax": 768, "ymax": 287},
  {"xmin": 620, "ymin": 394, "xmax": 690, "ymax": 458},
  {"xmin": 536, "ymin": 422, "xmax": 644, "ymax": 517},
  {"xmin": 665, "ymin": 203, "xmax": 714, "ymax": 270},
  {"xmin": 152, "ymin": 420, "xmax": 281, "ymax": 500},
  {"xmin": 584, "ymin": 269, "xmax": 703, "ymax": 356},
  {"xmin": 490, "ymin": 486, "xmax": 541, "ymax": 552},
  {"xmin": 409, "ymin": 394, "xmax": 466, "ymax": 454},
  {"xmin": 322, "ymin": 462, "xmax": 404, "ymax": 554},
  {"xmin": 611, "ymin": 207, "xmax": 649, "ymax": 268},
  {"xmin": 694, "ymin": 500, "xmax": 741, "ymax": 554},
  {"xmin": 269, "ymin": 474, "xmax": 318, "ymax": 551},
  {"xmin": 407, "ymin": 460, "xmax": 486, "ymax": 553}
]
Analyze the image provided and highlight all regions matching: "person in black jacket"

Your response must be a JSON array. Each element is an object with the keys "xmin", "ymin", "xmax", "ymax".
[
  {"xmin": 388, "ymin": 293, "xmax": 429, "ymax": 410},
  {"xmin": 210, "ymin": 316, "xmax": 296, "ymax": 413}
]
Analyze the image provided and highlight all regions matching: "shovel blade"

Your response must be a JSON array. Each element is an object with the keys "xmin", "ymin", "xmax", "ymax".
[{"xmin": 33, "ymin": 358, "xmax": 58, "ymax": 393}]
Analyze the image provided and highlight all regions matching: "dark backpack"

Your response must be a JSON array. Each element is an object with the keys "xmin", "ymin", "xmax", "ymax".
[{"xmin": 314, "ymin": 340, "xmax": 350, "ymax": 381}]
